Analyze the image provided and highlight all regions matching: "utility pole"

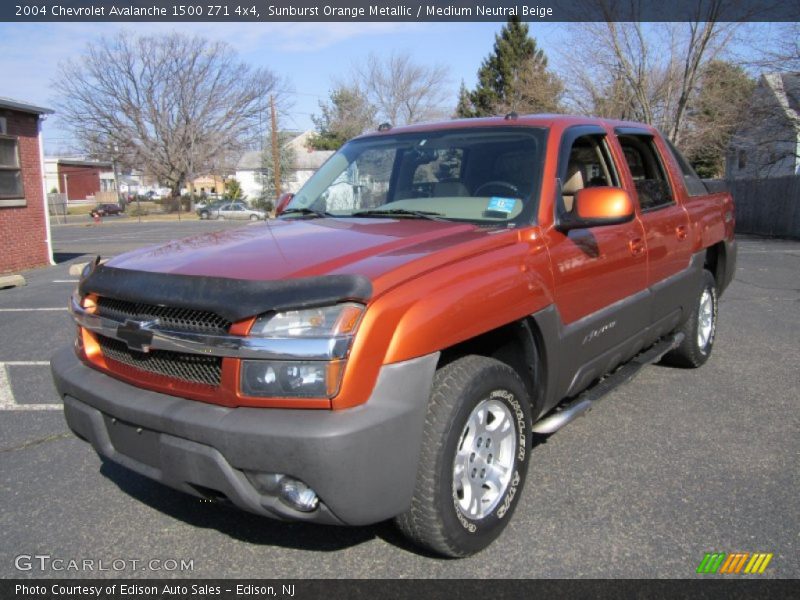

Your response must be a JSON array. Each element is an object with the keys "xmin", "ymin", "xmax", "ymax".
[
  {"xmin": 111, "ymin": 144, "xmax": 122, "ymax": 207},
  {"xmin": 270, "ymin": 94, "xmax": 282, "ymax": 198}
]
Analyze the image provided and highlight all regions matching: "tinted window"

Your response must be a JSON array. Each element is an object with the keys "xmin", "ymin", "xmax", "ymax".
[
  {"xmin": 617, "ymin": 134, "xmax": 674, "ymax": 210},
  {"xmin": 664, "ymin": 137, "xmax": 708, "ymax": 196}
]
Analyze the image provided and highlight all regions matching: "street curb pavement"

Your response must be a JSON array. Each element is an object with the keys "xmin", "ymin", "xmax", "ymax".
[{"xmin": 0, "ymin": 274, "xmax": 26, "ymax": 289}]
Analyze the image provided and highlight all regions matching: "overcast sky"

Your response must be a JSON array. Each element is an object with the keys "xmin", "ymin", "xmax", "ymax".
[{"xmin": 0, "ymin": 20, "xmax": 774, "ymax": 154}]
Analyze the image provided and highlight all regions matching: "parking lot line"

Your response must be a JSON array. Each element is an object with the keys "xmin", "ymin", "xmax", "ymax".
[
  {"xmin": 0, "ymin": 363, "xmax": 61, "ymax": 411},
  {"xmin": 3, "ymin": 361, "xmax": 50, "ymax": 366},
  {"xmin": 0, "ymin": 308, "xmax": 67, "ymax": 312},
  {"xmin": 52, "ymin": 280, "xmax": 79, "ymax": 284}
]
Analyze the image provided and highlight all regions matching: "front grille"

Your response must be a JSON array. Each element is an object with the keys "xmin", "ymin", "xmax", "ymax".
[
  {"xmin": 97, "ymin": 335, "xmax": 222, "ymax": 387},
  {"xmin": 96, "ymin": 297, "xmax": 231, "ymax": 334}
]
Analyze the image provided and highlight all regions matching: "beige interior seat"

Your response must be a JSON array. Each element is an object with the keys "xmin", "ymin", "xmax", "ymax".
[{"xmin": 562, "ymin": 164, "xmax": 585, "ymax": 212}]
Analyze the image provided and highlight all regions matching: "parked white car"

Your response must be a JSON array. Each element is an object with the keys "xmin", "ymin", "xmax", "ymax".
[{"xmin": 209, "ymin": 201, "xmax": 266, "ymax": 221}]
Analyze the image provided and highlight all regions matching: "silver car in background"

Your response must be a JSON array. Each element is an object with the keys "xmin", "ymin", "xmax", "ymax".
[{"xmin": 210, "ymin": 201, "xmax": 267, "ymax": 221}]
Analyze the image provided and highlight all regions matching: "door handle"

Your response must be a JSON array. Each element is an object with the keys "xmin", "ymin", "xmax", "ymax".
[
  {"xmin": 676, "ymin": 225, "xmax": 688, "ymax": 241},
  {"xmin": 628, "ymin": 238, "xmax": 645, "ymax": 256}
]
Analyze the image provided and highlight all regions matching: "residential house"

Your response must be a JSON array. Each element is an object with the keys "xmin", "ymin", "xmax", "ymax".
[
  {"xmin": 0, "ymin": 97, "xmax": 54, "ymax": 274},
  {"xmin": 727, "ymin": 72, "xmax": 800, "ymax": 179},
  {"xmin": 236, "ymin": 130, "xmax": 334, "ymax": 201}
]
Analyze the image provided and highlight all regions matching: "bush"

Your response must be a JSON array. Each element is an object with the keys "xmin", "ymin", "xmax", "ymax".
[
  {"xmin": 128, "ymin": 206, "xmax": 149, "ymax": 217},
  {"xmin": 253, "ymin": 199, "xmax": 274, "ymax": 213}
]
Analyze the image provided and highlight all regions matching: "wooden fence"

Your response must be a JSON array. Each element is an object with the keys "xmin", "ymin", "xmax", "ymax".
[{"xmin": 705, "ymin": 176, "xmax": 800, "ymax": 239}]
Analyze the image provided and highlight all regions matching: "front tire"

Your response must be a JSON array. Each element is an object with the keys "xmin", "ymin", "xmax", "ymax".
[
  {"xmin": 662, "ymin": 269, "xmax": 718, "ymax": 368},
  {"xmin": 199, "ymin": 211, "xmax": 209, "ymax": 220},
  {"xmin": 395, "ymin": 355, "xmax": 532, "ymax": 557}
]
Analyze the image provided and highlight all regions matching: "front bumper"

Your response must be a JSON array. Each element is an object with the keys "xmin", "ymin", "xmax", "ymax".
[{"xmin": 51, "ymin": 347, "xmax": 438, "ymax": 526}]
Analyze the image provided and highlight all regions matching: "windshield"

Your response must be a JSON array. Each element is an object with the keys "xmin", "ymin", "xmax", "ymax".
[{"xmin": 285, "ymin": 127, "xmax": 546, "ymax": 226}]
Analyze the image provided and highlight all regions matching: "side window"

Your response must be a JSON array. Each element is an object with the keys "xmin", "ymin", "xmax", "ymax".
[
  {"xmin": 0, "ymin": 133, "xmax": 24, "ymax": 202},
  {"xmin": 558, "ymin": 134, "xmax": 619, "ymax": 215},
  {"xmin": 664, "ymin": 137, "xmax": 708, "ymax": 197},
  {"xmin": 617, "ymin": 134, "xmax": 674, "ymax": 211}
]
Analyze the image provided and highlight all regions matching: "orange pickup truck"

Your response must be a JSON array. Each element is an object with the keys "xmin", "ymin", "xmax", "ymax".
[{"xmin": 52, "ymin": 115, "xmax": 736, "ymax": 557}]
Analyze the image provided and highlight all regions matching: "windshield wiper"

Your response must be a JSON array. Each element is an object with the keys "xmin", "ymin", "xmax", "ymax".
[
  {"xmin": 351, "ymin": 208, "xmax": 445, "ymax": 221},
  {"xmin": 280, "ymin": 207, "xmax": 334, "ymax": 219}
]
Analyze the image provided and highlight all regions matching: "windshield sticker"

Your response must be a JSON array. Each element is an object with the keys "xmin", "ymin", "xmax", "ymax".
[{"xmin": 487, "ymin": 197, "xmax": 516, "ymax": 214}]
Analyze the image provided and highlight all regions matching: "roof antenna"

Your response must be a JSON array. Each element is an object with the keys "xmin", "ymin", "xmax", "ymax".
[
  {"xmin": 504, "ymin": 112, "xmax": 518, "ymax": 121},
  {"xmin": 377, "ymin": 122, "xmax": 392, "ymax": 132}
]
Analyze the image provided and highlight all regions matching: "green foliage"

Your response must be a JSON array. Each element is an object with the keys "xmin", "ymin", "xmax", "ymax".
[
  {"xmin": 455, "ymin": 81, "xmax": 475, "ymax": 119},
  {"xmin": 682, "ymin": 60, "xmax": 756, "ymax": 178},
  {"xmin": 223, "ymin": 177, "xmax": 244, "ymax": 200},
  {"xmin": 309, "ymin": 86, "xmax": 375, "ymax": 150},
  {"xmin": 458, "ymin": 16, "xmax": 563, "ymax": 118}
]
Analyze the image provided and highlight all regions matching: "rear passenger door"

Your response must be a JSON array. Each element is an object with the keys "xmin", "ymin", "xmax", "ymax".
[{"xmin": 613, "ymin": 130, "xmax": 693, "ymax": 327}]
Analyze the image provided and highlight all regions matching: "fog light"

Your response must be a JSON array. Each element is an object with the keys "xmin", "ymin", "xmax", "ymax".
[
  {"xmin": 279, "ymin": 477, "xmax": 319, "ymax": 513},
  {"xmin": 246, "ymin": 472, "xmax": 285, "ymax": 494}
]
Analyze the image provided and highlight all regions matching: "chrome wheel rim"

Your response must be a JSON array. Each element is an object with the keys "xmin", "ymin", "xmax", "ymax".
[
  {"xmin": 453, "ymin": 398, "xmax": 516, "ymax": 520},
  {"xmin": 697, "ymin": 288, "xmax": 714, "ymax": 348}
]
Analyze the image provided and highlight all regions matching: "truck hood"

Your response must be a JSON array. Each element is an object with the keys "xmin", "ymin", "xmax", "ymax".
[{"xmin": 104, "ymin": 218, "xmax": 518, "ymax": 296}]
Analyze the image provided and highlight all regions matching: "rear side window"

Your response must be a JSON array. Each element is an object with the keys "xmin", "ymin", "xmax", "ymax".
[
  {"xmin": 617, "ymin": 134, "xmax": 674, "ymax": 211},
  {"xmin": 664, "ymin": 137, "xmax": 708, "ymax": 196}
]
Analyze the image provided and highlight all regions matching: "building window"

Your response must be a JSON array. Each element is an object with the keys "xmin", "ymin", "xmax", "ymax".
[{"xmin": 0, "ymin": 134, "xmax": 25, "ymax": 203}]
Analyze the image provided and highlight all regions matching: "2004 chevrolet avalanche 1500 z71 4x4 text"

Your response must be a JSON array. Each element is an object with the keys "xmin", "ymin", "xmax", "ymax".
[{"xmin": 52, "ymin": 115, "xmax": 736, "ymax": 557}]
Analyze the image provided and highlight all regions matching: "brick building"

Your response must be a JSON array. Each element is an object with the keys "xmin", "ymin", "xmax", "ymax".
[{"xmin": 0, "ymin": 97, "xmax": 54, "ymax": 275}]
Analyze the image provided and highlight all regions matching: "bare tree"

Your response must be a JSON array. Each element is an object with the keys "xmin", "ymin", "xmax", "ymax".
[
  {"xmin": 54, "ymin": 32, "xmax": 290, "ymax": 198},
  {"xmin": 745, "ymin": 22, "xmax": 800, "ymax": 73},
  {"xmin": 354, "ymin": 52, "xmax": 451, "ymax": 126},
  {"xmin": 562, "ymin": 4, "xmax": 737, "ymax": 145}
]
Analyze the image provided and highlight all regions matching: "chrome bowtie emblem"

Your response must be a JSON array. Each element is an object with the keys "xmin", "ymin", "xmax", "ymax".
[{"xmin": 117, "ymin": 319, "xmax": 159, "ymax": 353}]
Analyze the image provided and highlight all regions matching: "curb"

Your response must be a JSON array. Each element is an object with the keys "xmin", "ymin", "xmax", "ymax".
[{"xmin": 0, "ymin": 274, "xmax": 26, "ymax": 289}]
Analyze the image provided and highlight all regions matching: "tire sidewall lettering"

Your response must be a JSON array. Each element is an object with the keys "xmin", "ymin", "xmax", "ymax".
[{"xmin": 452, "ymin": 386, "xmax": 529, "ymax": 532}]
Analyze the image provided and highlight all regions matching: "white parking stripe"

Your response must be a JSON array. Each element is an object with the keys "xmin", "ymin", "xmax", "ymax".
[
  {"xmin": 0, "ymin": 308, "xmax": 67, "ymax": 312},
  {"xmin": 3, "ymin": 361, "xmax": 50, "ymax": 366},
  {"xmin": 0, "ymin": 364, "xmax": 62, "ymax": 411},
  {"xmin": 53, "ymin": 280, "xmax": 79, "ymax": 283}
]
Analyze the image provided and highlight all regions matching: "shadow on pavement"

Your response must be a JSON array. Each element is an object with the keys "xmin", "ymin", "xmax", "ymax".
[
  {"xmin": 53, "ymin": 252, "xmax": 88, "ymax": 264},
  {"xmin": 99, "ymin": 458, "xmax": 414, "ymax": 554}
]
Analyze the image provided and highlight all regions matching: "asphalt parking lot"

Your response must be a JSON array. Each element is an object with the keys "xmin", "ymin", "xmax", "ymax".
[{"xmin": 0, "ymin": 221, "xmax": 797, "ymax": 579}]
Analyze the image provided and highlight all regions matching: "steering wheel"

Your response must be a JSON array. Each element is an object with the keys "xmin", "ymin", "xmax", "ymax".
[{"xmin": 474, "ymin": 180, "xmax": 520, "ymax": 197}]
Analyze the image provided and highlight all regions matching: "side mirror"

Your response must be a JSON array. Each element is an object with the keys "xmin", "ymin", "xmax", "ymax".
[
  {"xmin": 274, "ymin": 192, "xmax": 294, "ymax": 217},
  {"xmin": 559, "ymin": 187, "xmax": 635, "ymax": 232}
]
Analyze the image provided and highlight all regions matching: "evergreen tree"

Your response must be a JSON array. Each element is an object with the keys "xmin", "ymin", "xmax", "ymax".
[
  {"xmin": 455, "ymin": 81, "xmax": 475, "ymax": 118},
  {"xmin": 682, "ymin": 60, "xmax": 755, "ymax": 178},
  {"xmin": 308, "ymin": 85, "xmax": 375, "ymax": 150},
  {"xmin": 461, "ymin": 17, "xmax": 562, "ymax": 117},
  {"xmin": 223, "ymin": 177, "xmax": 244, "ymax": 200}
]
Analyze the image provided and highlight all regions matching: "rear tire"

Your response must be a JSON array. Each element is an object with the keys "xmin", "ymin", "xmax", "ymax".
[
  {"xmin": 395, "ymin": 355, "xmax": 532, "ymax": 557},
  {"xmin": 662, "ymin": 269, "xmax": 718, "ymax": 368},
  {"xmin": 249, "ymin": 214, "xmax": 259, "ymax": 221},
  {"xmin": 199, "ymin": 211, "xmax": 209, "ymax": 220}
]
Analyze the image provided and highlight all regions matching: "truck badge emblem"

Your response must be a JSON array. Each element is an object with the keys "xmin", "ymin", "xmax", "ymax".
[{"xmin": 117, "ymin": 319, "xmax": 159, "ymax": 353}]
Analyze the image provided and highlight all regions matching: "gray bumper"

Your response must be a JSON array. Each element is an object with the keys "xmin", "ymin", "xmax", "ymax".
[{"xmin": 51, "ymin": 348, "xmax": 438, "ymax": 526}]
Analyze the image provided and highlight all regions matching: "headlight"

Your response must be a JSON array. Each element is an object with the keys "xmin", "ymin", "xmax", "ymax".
[
  {"xmin": 249, "ymin": 303, "xmax": 364, "ymax": 338},
  {"xmin": 242, "ymin": 303, "xmax": 364, "ymax": 398},
  {"xmin": 241, "ymin": 360, "xmax": 345, "ymax": 398}
]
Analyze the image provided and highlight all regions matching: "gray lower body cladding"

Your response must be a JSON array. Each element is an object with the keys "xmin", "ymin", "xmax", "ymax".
[{"xmin": 51, "ymin": 347, "xmax": 438, "ymax": 526}]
